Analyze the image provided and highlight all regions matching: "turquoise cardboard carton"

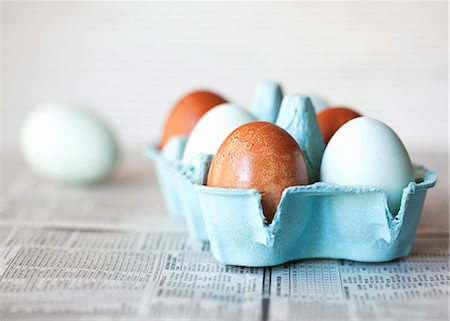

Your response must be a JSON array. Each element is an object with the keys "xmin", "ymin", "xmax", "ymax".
[
  {"xmin": 195, "ymin": 166, "xmax": 435, "ymax": 266},
  {"xmin": 147, "ymin": 89, "xmax": 436, "ymax": 266}
]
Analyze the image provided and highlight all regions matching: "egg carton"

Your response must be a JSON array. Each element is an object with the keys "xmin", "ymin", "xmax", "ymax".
[
  {"xmin": 146, "ymin": 90, "xmax": 436, "ymax": 266},
  {"xmin": 196, "ymin": 166, "xmax": 435, "ymax": 266}
]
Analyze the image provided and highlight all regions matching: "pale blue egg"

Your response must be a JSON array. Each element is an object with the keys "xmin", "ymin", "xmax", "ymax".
[
  {"xmin": 21, "ymin": 103, "xmax": 119, "ymax": 184},
  {"xmin": 320, "ymin": 117, "xmax": 414, "ymax": 215}
]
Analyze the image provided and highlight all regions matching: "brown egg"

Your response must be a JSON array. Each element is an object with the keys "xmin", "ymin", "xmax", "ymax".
[
  {"xmin": 317, "ymin": 107, "xmax": 361, "ymax": 144},
  {"xmin": 207, "ymin": 121, "xmax": 309, "ymax": 223},
  {"xmin": 159, "ymin": 90, "xmax": 227, "ymax": 148}
]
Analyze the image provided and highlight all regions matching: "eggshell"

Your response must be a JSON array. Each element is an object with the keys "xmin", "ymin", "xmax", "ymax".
[
  {"xmin": 21, "ymin": 103, "xmax": 119, "ymax": 184},
  {"xmin": 182, "ymin": 103, "xmax": 256, "ymax": 163},
  {"xmin": 317, "ymin": 107, "xmax": 361, "ymax": 144},
  {"xmin": 207, "ymin": 121, "xmax": 309, "ymax": 222},
  {"xmin": 159, "ymin": 90, "xmax": 226, "ymax": 148},
  {"xmin": 320, "ymin": 117, "xmax": 414, "ymax": 215}
]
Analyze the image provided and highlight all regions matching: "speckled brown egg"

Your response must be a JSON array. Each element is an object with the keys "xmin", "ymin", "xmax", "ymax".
[
  {"xmin": 207, "ymin": 121, "xmax": 309, "ymax": 223},
  {"xmin": 159, "ymin": 90, "xmax": 227, "ymax": 148},
  {"xmin": 317, "ymin": 107, "xmax": 361, "ymax": 144}
]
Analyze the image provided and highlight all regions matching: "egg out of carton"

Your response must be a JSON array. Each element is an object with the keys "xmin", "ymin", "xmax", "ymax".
[
  {"xmin": 21, "ymin": 102, "xmax": 119, "ymax": 184},
  {"xmin": 317, "ymin": 107, "xmax": 361, "ymax": 144},
  {"xmin": 182, "ymin": 103, "xmax": 257, "ymax": 163},
  {"xmin": 320, "ymin": 117, "xmax": 414, "ymax": 215},
  {"xmin": 159, "ymin": 90, "xmax": 227, "ymax": 148},
  {"xmin": 207, "ymin": 121, "xmax": 309, "ymax": 223}
]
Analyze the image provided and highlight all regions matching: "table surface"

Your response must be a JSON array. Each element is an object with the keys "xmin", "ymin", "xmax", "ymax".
[{"xmin": 2, "ymin": 148, "xmax": 448, "ymax": 233}]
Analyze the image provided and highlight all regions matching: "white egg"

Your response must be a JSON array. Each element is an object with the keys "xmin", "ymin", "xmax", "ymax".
[
  {"xmin": 21, "ymin": 103, "xmax": 119, "ymax": 184},
  {"xmin": 320, "ymin": 117, "xmax": 414, "ymax": 214},
  {"xmin": 182, "ymin": 103, "xmax": 256, "ymax": 163}
]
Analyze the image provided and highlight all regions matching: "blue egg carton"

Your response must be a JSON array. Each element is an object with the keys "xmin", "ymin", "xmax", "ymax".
[
  {"xmin": 147, "ymin": 89, "xmax": 436, "ymax": 266},
  {"xmin": 195, "ymin": 166, "xmax": 435, "ymax": 266},
  {"xmin": 147, "ymin": 140, "xmax": 435, "ymax": 266}
]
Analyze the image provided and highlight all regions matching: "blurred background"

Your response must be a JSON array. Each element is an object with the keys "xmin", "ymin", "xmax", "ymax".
[
  {"xmin": 3, "ymin": 1, "xmax": 448, "ymax": 151},
  {"xmin": 2, "ymin": 2, "xmax": 448, "ymax": 226}
]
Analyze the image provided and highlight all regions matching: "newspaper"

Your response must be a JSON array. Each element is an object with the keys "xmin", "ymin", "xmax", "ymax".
[
  {"xmin": 0, "ymin": 222, "xmax": 448, "ymax": 321},
  {"xmin": 1, "ymin": 151, "xmax": 449, "ymax": 320}
]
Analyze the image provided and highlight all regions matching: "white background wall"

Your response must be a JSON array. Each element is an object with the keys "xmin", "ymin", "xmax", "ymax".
[{"xmin": 2, "ymin": 1, "xmax": 448, "ymax": 153}]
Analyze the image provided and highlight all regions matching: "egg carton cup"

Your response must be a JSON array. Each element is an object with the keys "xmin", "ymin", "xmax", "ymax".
[
  {"xmin": 146, "ymin": 140, "xmax": 210, "ymax": 240},
  {"xmin": 195, "ymin": 166, "xmax": 436, "ymax": 266}
]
